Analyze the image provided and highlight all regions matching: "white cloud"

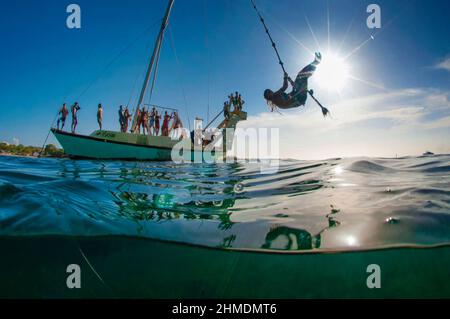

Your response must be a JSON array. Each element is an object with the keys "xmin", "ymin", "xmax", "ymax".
[
  {"xmin": 234, "ymin": 88, "xmax": 450, "ymax": 160},
  {"xmin": 12, "ymin": 137, "xmax": 20, "ymax": 146},
  {"xmin": 435, "ymin": 56, "xmax": 450, "ymax": 72},
  {"xmin": 419, "ymin": 116, "xmax": 450, "ymax": 130}
]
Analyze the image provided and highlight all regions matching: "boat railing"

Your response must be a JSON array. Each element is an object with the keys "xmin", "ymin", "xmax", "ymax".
[{"xmin": 143, "ymin": 103, "xmax": 179, "ymax": 113}]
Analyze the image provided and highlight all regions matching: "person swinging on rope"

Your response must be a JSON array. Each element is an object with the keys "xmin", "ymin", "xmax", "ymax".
[{"xmin": 264, "ymin": 52, "xmax": 323, "ymax": 112}]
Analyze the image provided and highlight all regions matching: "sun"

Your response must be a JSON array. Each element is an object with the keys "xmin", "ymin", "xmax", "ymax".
[{"xmin": 314, "ymin": 53, "xmax": 350, "ymax": 92}]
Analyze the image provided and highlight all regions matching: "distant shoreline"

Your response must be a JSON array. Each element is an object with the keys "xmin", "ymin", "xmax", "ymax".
[
  {"xmin": 0, "ymin": 153, "xmax": 66, "ymax": 159},
  {"xmin": 0, "ymin": 142, "xmax": 65, "ymax": 159}
]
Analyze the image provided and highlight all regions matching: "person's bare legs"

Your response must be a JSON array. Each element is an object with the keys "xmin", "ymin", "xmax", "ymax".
[{"xmin": 72, "ymin": 118, "xmax": 78, "ymax": 133}]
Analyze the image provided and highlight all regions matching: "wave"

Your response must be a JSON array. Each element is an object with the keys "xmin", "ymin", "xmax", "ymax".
[
  {"xmin": 346, "ymin": 160, "xmax": 396, "ymax": 173},
  {"xmin": 0, "ymin": 182, "xmax": 23, "ymax": 199}
]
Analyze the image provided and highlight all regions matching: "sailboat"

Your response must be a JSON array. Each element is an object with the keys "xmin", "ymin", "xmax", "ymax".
[{"xmin": 51, "ymin": 0, "xmax": 247, "ymax": 161}]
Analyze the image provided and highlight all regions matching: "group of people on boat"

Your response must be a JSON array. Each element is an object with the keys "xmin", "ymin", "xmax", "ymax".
[
  {"xmin": 118, "ymin": 105, "xmax": 132, "ymax": 133},
  {"xmin": 223, "ymin": 91, "xmax": 245, "ymax": 121},
  {"xmin": 129, "ymin": 107, "xmax": 183, "ymax": 136},
  {"xmin": 190, "ymin": 92, "xmax": 246, "ymax": 147},
  {"xmin": 56, "ymin": 102, "xmax": 184, "ymax": 137},
  {"xmin": 57, "ymin": 102, "xmax": 103, "ymax": 134}
]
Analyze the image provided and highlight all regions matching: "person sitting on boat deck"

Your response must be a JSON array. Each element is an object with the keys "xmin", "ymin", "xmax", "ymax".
[
  {"xmin": 123, "ymin": 107, "xmax": 131, "ymax": 133},
  {"xmin": 154, "ymin": 110, "xmax": 161, "ymax": 136},
  {"xmin": 223, "ymin": 101, "xmax": 230, "ymax": 120},
  {"xmin": 97, "ymin": 103, "xmax": 103, "ymax": 130},
  {"xmin": 149, "ymin": 107, "xmax": 156, "ymax": 135},
  {"xmin": 57, "ymin": 103, "xmax": 69, "ymax": 130},
  {"xmin": 71, "ymin": 102, "xmax": 81, "ymax": 134},
  {"xmin": 162, "ymin": 111, "xmax": 171, "ymax": 136},
  {"xmin": 263, "ymin": 52, "xmax": 321, "ymax": 111},
  {"xmin": 118, "ymin": 105, "xmax": 125, "ymax": 132}
]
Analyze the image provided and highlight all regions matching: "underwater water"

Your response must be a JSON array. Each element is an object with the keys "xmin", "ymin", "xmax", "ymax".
[{"xmin": 1, "ymin": 154, "xmax": 450, "ymax": 298}]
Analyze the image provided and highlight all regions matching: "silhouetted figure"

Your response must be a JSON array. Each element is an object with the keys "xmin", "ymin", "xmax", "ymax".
[
  {"xmin": 223, "ymin": 101, "xmax": 230, "ymax": 120},
  {"xmin": 123, "ymin": 107, "xmax": 131, "ymax": 133},
  {"xmin": 118, "ymin": 105, "xmax": 125, "ymax": 132},
  {"xmin": 71, "ymin": 102, "xmax": 80, "ymax": 133},
  {"xmin": 264, "ymin": 52, "xmax": 321, "ymax": 111},
  {"xmin": 97, "ymin": 104, "xmax": 103, "ymax": 130},
  {"xmin": 237, "ymin": 93, "xmax": 244, "ymax": 111}
]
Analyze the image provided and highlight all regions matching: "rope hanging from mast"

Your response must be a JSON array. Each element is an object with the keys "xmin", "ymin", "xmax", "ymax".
[{"xmin": 250, "ymin": 0, "xmax": 287, "ymax": 75}]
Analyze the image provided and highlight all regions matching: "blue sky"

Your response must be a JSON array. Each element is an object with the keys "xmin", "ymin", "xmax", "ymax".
[{"xmin": 0, "ymin": 0, "xmax": 449, "ymax": 159}]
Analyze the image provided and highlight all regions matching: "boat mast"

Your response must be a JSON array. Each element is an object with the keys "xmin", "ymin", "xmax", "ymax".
[{"xmin": 131, "ymin": 0, "xmax": 175, "ymax": 133}]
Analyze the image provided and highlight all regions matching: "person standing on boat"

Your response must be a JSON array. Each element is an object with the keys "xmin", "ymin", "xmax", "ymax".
[
  {"xmin": 149, "ymin": 107, "xmax": 156, "ymax": 135},
  {"xmin": 228, "ymin": 94, "xmax": 235, "ymax": 110},
  {"xmin": 237, "ymin": 93, "xmax": 244, "ymax": 111},
  {"xmin": 263, "ymin": 52, "xmax": 321, "ymax": 111},
  {"xmin": 233, "ymin": 91, "xmax": 240, "ymax": 112},
  {"xmin": 118, "ymin": 105, "xmax": 125, "ymax": 132},
  {"xmin": 142, "ymin": 108, "xmax": 150, "ymax": 135},
  {"xmin": 71, "ymin": 102, "xmax": 80, "ymax": 134},
  {"xmin": 140, "ymin": 108, "xmax": 147, "ymax": 134},
  {"xmin": 57, "ymin": 103, "xmax": 69, "ymax": 130},
  {"xmin": 134, "ymin": 108, "xmax": 142, "ymax": 134},
  {"xmin": 170, "ymin": 111, "xmax": 183, "ymax": 135},
  {"xmin": 154, "ymin": 110, "xmax": 161, "ymax": 136},
  {"xmin": 123, "ymin": 107, "xmax": 131, "ymax": 133},
  {"xmin": 223, "ymin": 101, "xmax": 230, "ymax": 120},
  {"xmin": 162, "ymin": 111, "xmax": 171, "ymax": 136},
  {"xmin": 97, "ymin": 104, "xmax": 103, "ymax": 130}
]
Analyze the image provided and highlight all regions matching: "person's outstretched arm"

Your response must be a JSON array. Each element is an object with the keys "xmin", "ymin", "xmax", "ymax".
[
  {"xmin": 287, "ymin": 76, "xmax": 295, "ymax": 87},
  {"xmin": 275, "ymin": 74, "xmax": 289, "ymax": 94}
]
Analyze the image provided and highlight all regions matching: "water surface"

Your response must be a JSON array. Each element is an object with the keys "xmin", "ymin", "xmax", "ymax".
[
  {"xmin": 1, "ymin": 154, "xmax": 450, "ymax": 298},
  {"xmin": 1, "ymin": 155, "xmax": 449, "ymax": 251}
]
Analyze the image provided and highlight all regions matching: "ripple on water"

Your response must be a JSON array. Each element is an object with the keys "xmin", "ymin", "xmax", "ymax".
[{"xmin": 0, "ymin": 154, "xmax": 449, "ymax": 252}]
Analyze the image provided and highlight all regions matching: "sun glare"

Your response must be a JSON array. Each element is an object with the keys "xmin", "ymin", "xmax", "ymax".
[{"xmin": 314, "ymin": 53, "xmax": 350, "ymax": 92}]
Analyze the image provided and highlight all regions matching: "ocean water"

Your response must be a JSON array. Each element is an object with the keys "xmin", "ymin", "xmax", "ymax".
[{"xmin": 1, "ymin": 154, "xmax": 450, "ymax": 298}]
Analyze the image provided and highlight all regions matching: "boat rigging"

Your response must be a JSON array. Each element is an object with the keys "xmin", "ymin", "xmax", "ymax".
[{"xmin": 131, "ymin": 0, "xmax": 175, "ymax": 133}]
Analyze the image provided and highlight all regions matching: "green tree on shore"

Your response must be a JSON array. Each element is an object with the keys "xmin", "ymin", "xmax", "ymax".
[{"xmin": 0, "ymin": 142, "xmax": 63, "ymax": 157}]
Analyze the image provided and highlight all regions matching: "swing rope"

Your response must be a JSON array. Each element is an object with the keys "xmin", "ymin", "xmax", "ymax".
[
  {"xmin": 250, "ymin": 0, "xmax": 287, "ymax": 75},
  {"xmin": 250, "ymin": 0, "xmax": 330, "ymax": 117}
]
